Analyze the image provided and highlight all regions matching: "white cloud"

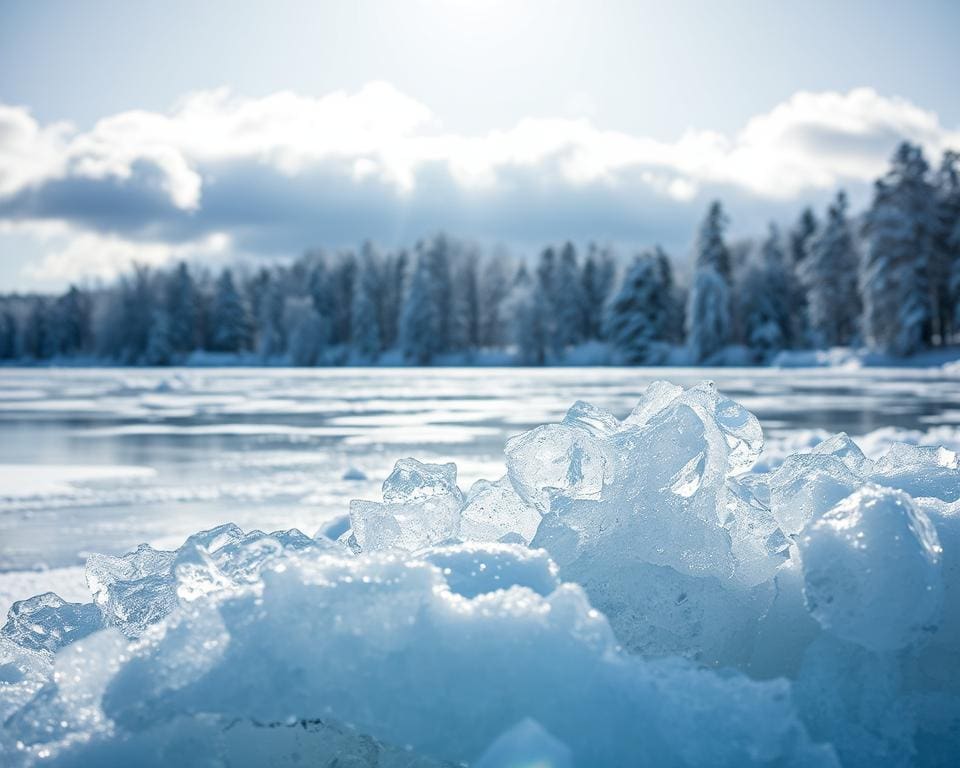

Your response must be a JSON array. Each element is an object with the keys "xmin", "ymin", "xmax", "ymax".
[
  {"xmin": 1, "ymin": 83, "xmax": 958, "ymax": 286},
  {"xmin": 2, "ymin": 83, "xmax": 957, "ymax": 211},
  {"xmin": 21, "ymin": 230, "xmax": 232, "ymax": 283}
]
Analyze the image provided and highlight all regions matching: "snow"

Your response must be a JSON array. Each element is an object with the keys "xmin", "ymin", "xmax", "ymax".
[{"xmin": 3, "ymin": 370, "xmax": 960, "ymax": 765}]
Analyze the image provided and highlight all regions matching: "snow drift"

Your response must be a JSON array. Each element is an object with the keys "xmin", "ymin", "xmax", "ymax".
[{"xmin": 2, "ymin": 381, "xmax": 959, "ymax": 767}]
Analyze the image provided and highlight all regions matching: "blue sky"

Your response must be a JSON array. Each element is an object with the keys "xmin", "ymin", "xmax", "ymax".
[{"xmin": 1, "ymin": 0, "xmax": 958, "ymax": 290}]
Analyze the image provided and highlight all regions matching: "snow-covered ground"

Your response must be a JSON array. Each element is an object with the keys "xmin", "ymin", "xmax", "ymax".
[{"xmin": 1, "ymin": 366, "xmax": 959, "ymax": 610}]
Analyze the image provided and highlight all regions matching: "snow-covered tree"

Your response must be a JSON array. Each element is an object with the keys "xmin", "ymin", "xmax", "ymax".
[
  {"xmin": 934, "ymin": 151, "xmax": 960, "ymax": 342},
  {"xmin": 144, "ymin": 309, "xmax": 174, "ymax": 365},
  {"xmin": 351, "ymin": 244, "xmax": 382, "ymax": 361},
  {"xmin": 450, "ymin": 249, "xmax": 481, "ymax": 354},
  {"xmin": 165, "ymin": 262, "xmax": 197, "ymax": 353},
  {"xmin": 551, "ymin": 242, "xmax": 586, "ymax": 353},
  {"xmin": 0, "ymin": 310, "xmax": 17, "ymax": 359},
  {"xmin": 256, "ymin": 275, "xmax": 287, "ymax": 359},
  {"xmin": 799, "ymin": 193, "xmax": 860, "ymax": 347},
  {"xmin": 211, "ymin": 269, "xmax": 250, "ymax": 353},
  {"xmin": 789, "ymin": 207, "xmax": 818, "ymax": 267},
  {"xmin": 581, "ymin": 244, "xmax": 616, "ymax": 340},
  {"xmin": 604, "ymin": 249, "xmax": 674, "ymax": 364},
  {"xmin": 285, "ymin": 297, "xmax": 327, "ymax": 366},
  {"xmin": 399, "ymin": 236, "xmax": 453, "ymax": 364},
  {"xmin": 686, "ymin": 267, "xmax": 731, "ymax": 363},
  {"xmin": 695, "ymin": 201, "xmax": 732, "ymax": 284},
  {"xmin": 861, "ymin": 142, "xmax": 936, "ymax": 356},
  {"xmin": 739, "ymin": 225, "xmax": 795, "ymax": 358},
  {"xmin": 508, "ymin": 265, "xmax": 549, "ymax": 365}
]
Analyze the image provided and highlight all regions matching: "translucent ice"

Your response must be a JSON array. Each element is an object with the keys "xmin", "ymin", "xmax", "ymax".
[
  {"xmin": 798, "ymin": 485, "xmax": 943, "ymax": 651},
  {"xmin": 769, "ymin": 453, "xmax": 862, "ymax": 535},
  {"xmin": 350, "ymin": 458, "xmax": 464, "ymax": 552},
  {"xmin": 505, "ymin": 423, "xmax": 610, "ymax": 511},
  {"xmin": 812, "ymin": 432, "xmax": 872, "ymax": 475},
  {"xmin": 459, "ymin": 476, "xmax": 542, "ymax": 544},
  {"xmin": 1, "ymin": 593, "xmax": 102, "ymax": 654},
  {"xmin": 870, "ymin": 443, "xmax": 960, "ymax": 502},
  {"xmin": 562, "ymin": 400, "xmax": 621, "ymax": 437}
]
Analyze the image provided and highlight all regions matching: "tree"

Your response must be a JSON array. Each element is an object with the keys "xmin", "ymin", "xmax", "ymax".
[
  {"xmin": 695, "ymin": 201, "xmax": 732, "ymax": 284},
  {"xmin": 0, "ymin": 310, "xmax": 17, "ymax": 359},
  {"xmin": 740, "ymin": 225, "xmax": 794, "ymax": 358},
  {"xmin": 285, "ymin": 297, "xmax": 327, "ymax": 366},
  {"xmin": 211, "ymin": 269, "xmax": 250, "ymax": 353},
  {"xmin": 508, "ymin": 265, "xmax": 549, "ymax": 365},
  {"xmin": 800, "ymin": 193, "xmax": 860, "ymax": 347},
  {"xmin": 861, "ymin": 142, "xmax": 935, "ymax": 356},
  {"xmin": 686, "ymin": 267, "xmax": 731, "ymax": 363},
  {"xmin": 144, "ymin": 309, "xmax": 175, "ymax": 365},
  {"xmin": 165, "ymin": 263, "xmax": 197, "ymax": 353},
  {"xmin": 257, "ymin": 274, "xmax": 287, "ymax": 359},
  {"xmin": 934, "ymin": 151, "xmax": 960, "ymax": 342},
  {"xmin": 351, "ymin": 244, "xmax": 382, "ymax": 361},
  {"xmin": 551, "ymin": 242, "xmax": 586, "ymax": 353},
  {"xmin": 605, "ymin": 249, "xmax": 674, "ymax": 363},
  {"xmin": 581, "ymin": 244, "xmax": 616, "ymax": 340},
  {"xmin": 399, "ymin": 236, "xmax": 453, "ymax": 364}
]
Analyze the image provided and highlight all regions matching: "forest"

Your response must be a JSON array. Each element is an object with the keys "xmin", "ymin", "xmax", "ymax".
[{"xmin": 1, "ymin": 141, "xmax": 958, "ymax": 366}]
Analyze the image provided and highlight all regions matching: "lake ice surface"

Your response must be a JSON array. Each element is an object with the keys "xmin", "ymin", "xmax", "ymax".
[{"xmin": 1, "ymin": 366, "xmax": 959, "ymax": 610}]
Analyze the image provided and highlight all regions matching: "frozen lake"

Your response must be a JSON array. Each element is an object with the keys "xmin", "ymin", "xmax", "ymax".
[{"xmin": 1, "ymin": 366, "xmax": 959, "ymax": 608}]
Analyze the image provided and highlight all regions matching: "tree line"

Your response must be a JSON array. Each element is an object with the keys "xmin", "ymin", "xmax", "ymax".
[{"xmin": 1, "ymin": 142, "xmax": 958, "ymax": 366}]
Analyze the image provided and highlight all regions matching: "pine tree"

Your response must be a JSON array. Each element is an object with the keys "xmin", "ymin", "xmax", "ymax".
[
  {"xmin": 800, "ymin": 192, "xmax": 860, "ymax": 347},
  {"xmin": 165, "ymin": 262, "xmax": 197, "ymax": 353},
  {"xmin": 604, "ymin": 250, "xmax": 673, "ymax": 364},
  {"xmin": 686, "ymin": 267, "xmax": 731, "ymax": 363},
  {"xmin": 285, "ymin": 297, "xmax": 327, "ymax": 366},
  {"xmin": 740, "ymin": 225, "xmax": 794, "ymax": 358},
  {"xmin": 0, "ymin": 310, "xmax": 17, "ymax": 359},
  {"xmin": 695, "ymin": 201, "xmax": 732, "ymax": 284},
  {"xmin": 861, "ymin": 142, "xmax": 936, "ymax": 356},
  {"xmin": 933, "ymin": 151, "xmax": 960, "ymax": 342},
  {"xmin": 789, "ymin": 208, "xmax": 818, "ymax": 267},
  {"xmin": 145, "ymin": 309, "xmax": 175, "ymax": 365},
  {"xmin": 257, "ymin": 275, "xmax": 287, "ymax": 359},
  {"xmin": 351, "ymin": 244, "xmax": 382, "ymax": 361},
  {"xmin": 581, "ymin": 245, "xmax": 616, "ymax": 340},
  {"xmin": 551, "ymin": 242, "xmax": 586, "ymax": 353},
  {"xmin": 508, "ymin": 265, "xmax": 548, "ymax": 365},
  {"xmin": 211, "ymin": 269, "xmax": 250, "ymax": 353},
  {"xmin": 399, "ymin": 236, "xmax": 453, "ymax": 364}
]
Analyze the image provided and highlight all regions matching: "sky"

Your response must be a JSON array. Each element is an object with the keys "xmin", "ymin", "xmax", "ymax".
[{"xmin": 1, "ymin": 0, "xmax": 959, "ymax": 290}]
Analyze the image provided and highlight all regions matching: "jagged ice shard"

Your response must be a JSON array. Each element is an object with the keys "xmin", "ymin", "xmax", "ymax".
[{"xmin": 2, "ymin": 380, "xmax": 960, "ymax": 767}]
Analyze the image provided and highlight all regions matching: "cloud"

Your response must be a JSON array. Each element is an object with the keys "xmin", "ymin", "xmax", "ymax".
[{"xmin": 0, "ymin": 83, "xmax": 957, "ymax": 286}]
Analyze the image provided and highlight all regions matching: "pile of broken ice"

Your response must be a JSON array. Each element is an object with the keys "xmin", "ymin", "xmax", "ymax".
[{"xmin": 2, "ymin": 381, "xmax": 959, "ymax": 767}]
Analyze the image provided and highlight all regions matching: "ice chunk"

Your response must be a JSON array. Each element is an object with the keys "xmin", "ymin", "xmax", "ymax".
[
  {"xmin": 562, "ymin": 400, "xmax": 621, "ymax": 437},
  {"xmin": 349, "ymin": 458, "xmax": 464, "ymax": 552},
  {"xmin": 474, "ymin": 718, "xmax": 573, "ymax": 768},
  {"xmin": 86, "ymin": 544, "xmax": 179, "ymax": 638},
  {"xmin": 1, "ymin": 592, "xmax": 102, "ymax": 654},
  {"xmin": 421, "ymin": 543, "xmax": 560, "ymax": 598},
  {"xmin": 678, "ymin": 382, "xmax": 763, "ymax": 475},
  {"xmin": 621, "ymin": 380, "xmax": 683, "ymax": 428},
  {"xmin": 812, "ymin": 432, "xmax": 872, "ymax": 475},
  {"xmin": 342, "ymin": 466, "xmax": 367, "ymax": 481},
  {"xmin": 721, "ymin": 478, "xmax": 790, "ymax": 587},
  {"xmin": 870, "ymin": 443, "xmax": 960, "ymax": 502},
  {"xmin": 459, "ymin": 476, "xmax": 542, "ymax": 544},
  {"xmin": 769, "ymin": 453, "xmax": 862, "ymax": 535},
  {"xmin": 798, "ymin": 485, "xmax": 943, "ymax": 651},
  {"xmin": 505, "ymin": 423, "xmax": 610, "ymax": 511},
  {"xmin": 382, "ymin": 458, "xmax": 463, "ymax": 505}
]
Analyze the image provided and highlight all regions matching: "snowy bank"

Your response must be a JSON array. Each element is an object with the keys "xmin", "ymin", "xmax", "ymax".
[{"xmin": 2, "ymin": 382, "xmax": 960, "ymax": 767}]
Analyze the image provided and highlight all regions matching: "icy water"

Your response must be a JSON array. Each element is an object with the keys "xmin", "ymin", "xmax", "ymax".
[{"xmin": 1, "ymin": 366, "xmax": 959, "ymax": 605}]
